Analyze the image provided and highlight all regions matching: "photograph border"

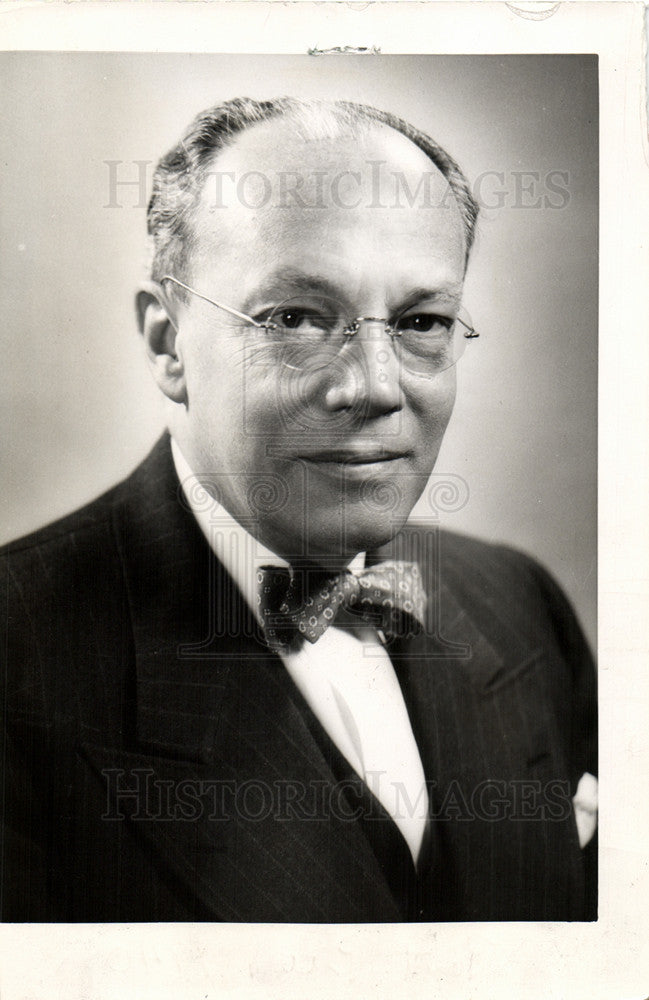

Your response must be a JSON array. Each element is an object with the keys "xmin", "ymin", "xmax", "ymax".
[{"xmin": 0, "ymin": 3, "xmax": 647, "ymax": 999}]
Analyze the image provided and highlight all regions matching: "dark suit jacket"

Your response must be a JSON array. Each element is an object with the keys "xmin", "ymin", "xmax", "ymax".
[{"xmin": 0, "ymin": 435, "xmax": 596, "ymax": 922}]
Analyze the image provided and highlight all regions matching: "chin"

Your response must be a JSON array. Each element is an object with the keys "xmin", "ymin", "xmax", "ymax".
[{"xmin": 305, "ymin": 508, "xmax": 411, "ymax": 562}]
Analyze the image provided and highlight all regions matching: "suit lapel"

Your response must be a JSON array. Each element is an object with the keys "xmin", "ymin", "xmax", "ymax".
[
  {"xmin": 385, "ymin": 523, "xmax": 557, "ymax": 790},
  {"xmin": 381, "ymin": 527, "xmax": 584, "ymax": 920},
  {"xmin": 81, "ymin": 663, "xmax": 403, "ymax": 921},
  {"xmin": 105, "ymin": 436, "xmax": 402, "ymax": 920}
]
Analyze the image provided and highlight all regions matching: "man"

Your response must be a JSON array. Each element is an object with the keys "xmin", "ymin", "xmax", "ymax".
[{"xmin": 0, "ymin": 96, "xmax": 596, "ymax": 922}]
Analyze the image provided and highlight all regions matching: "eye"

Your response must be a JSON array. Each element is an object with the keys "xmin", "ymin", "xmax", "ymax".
[
  {"xmin": 277, "ymin": 308, "xmax": 311, "ymax": 330},
  {"xmin": 394, "ymin": 311, "xmax": 454, "ymax": 335},
  {"xmin": 250, "ymin": 306, "xmax": 315, "ymax": 332},
  {"xmin": 266, "ymin": 298, "xmax": 341, "ymax": 338}
]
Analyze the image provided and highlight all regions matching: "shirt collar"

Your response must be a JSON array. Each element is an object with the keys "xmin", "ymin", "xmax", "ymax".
[{"xmin": 171, "ymin": 438, "xmax": 365, "ymax": 619}]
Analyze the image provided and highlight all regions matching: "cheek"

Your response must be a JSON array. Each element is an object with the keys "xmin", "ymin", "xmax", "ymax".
[
  {"xmin": 410, "ymin": 370, "xmax": 457, "ymax": 444},
  {"xmin": 189, "ymin": 352, "xmax": 290, "ymax": 472},
  {"xmin": 185, "ymin": 335, "xmax": 246, "ymax": 421}
]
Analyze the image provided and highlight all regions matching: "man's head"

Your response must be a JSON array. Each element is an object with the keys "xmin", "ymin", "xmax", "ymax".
[{"xmin": 137, "ymin": 97, "xmax": 479, "ymax": 563}]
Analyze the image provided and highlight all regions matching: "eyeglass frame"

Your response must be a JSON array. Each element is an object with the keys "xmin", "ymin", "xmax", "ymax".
[{"xmin": 160, "ymin": 273, "xmax": 479, "ymax": 354}]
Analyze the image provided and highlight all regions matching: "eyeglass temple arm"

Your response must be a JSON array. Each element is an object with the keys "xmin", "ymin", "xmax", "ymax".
[
  {"xmin": 161, "ymin": 275, "xmax": 268, "ymax": 329},
  {"xmin": 458, "ymin": 316, "xmax": 479, "ymax": 339}
]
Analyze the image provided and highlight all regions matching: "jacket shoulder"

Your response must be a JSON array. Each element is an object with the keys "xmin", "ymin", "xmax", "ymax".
[
  {"xmin": 1, "ymin": 483, "xmax": 120, "ymax": 559},
  {"xmin": 402, "ymin": 523, "xmax": 546, "ymax": 584},
  {"xmin": 401, "ymin": 523, "xmax": 593, "ymax": 656},
  {"xmin": 0, "ymin": 433, "xmax": 172, "ymax": 561},
  {"xmin": 0, "ymin": 480, "xmax": 127, "ymax": 631},
  {"xmin": 437, "ymin": 527, "xmax": 551, "ymax": 589},
  {"xmin": 0, "ymin": 436, "xmax": 173, "ymax": 719}
]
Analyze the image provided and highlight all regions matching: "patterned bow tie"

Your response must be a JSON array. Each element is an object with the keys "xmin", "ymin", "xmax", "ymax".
[{"xmin": 256, "ymin": 560, "xmax": 426, "ymax": 651}]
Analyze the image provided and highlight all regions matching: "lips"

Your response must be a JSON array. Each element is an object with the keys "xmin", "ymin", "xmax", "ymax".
[{"xmin": 299, "ymin": 448, "xmax": 409, "ymax": 464}]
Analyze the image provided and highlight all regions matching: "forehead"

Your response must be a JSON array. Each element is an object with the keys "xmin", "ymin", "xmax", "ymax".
[{"xmin": 190, "ymin": 114, "xmax": 466, "ymax": 296}]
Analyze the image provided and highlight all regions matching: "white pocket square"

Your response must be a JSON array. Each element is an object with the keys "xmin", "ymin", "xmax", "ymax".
[{"xmin": 572, "ymin": 771, "xmax": 598, "ymax": 848}]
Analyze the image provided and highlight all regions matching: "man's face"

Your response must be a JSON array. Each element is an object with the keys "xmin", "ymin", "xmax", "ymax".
[{"xmin": 170, "ymin": 118, "xmax": 466, "ymax": 562}]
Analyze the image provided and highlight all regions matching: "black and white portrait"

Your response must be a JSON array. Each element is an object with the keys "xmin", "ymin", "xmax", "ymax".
[{"xmin": 1, "ymin": 51, "xmax": 598, "ymax": 924}]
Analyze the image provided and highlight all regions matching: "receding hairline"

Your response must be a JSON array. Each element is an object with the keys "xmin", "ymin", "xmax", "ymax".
[
  {"xmin": 197, "ymin": 105, "xmax": 453, "ymax": 180},
  {"xmin": 147, "ymin": 95, "xmax": 479, "ymax": 285},
  {"xmin": 190, "ymin": 109, "xmax": 461, "ymax": 237}
]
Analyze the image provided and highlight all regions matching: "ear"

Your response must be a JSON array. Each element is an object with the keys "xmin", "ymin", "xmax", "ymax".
[{"xmin": 136, "ymin": 281, "xmax": 187, "ymax": 405}]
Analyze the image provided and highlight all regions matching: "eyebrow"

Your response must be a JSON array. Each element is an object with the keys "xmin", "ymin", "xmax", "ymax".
[
  {"xmin": 242, "ymin": 269, "xmax": 342, "ymax": 311},
  {"xmin": 396, "ymin": 286, "xmax": 463, "ymax": 312},
  {"xmin": 243, "ymin": 268, "xmax": 462, "ymax": 313}
]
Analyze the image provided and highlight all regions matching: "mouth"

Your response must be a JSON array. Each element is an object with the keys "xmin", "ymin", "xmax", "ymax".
[
  {"xmin": 295, "ymin": 449, "xmax": 412, "ymax": 481},
  {"xmin": 299, "ymin": 448, "xmax": 410, "ymax": 465}
]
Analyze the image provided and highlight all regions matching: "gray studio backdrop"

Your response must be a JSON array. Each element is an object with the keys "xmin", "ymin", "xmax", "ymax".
[{"xmin": 0, "ymin": 53, "xmax": 597, "ymax": 647}]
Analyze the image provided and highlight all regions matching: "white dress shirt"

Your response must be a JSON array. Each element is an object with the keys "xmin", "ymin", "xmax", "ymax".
[{"xmin": 171, "ymin": 439, "xmax": 429, "ymax": 865}]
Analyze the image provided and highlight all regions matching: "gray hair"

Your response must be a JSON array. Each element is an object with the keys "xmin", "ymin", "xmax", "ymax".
[{"xmin": 147, "ymin": 96, "xmax": 479, "ymax": 285}]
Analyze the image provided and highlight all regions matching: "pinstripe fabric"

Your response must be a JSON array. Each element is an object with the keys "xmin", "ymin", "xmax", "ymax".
[{"xmin": 0, "ymin": 434, "xmax": 597, "ymax": 921}]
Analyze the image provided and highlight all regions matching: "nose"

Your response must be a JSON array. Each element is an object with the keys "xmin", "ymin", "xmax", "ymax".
[{"xmin": 323, "ymin": 319, "xmax": 403, "ymax": 418}]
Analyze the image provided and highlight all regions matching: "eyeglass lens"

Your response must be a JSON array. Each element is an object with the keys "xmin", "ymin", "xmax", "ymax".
[{"xmin": 261, "ymin": 295, "xmax": 473, "ymax": 376}]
